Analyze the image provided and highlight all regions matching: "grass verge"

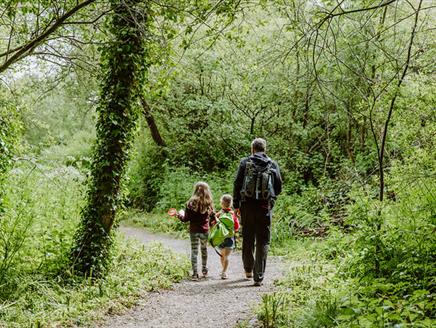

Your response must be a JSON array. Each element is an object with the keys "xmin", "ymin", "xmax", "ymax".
[
  {"xmin": 119, "ymin": 209, "xmax": 189, "ymax": 239},
  {"xmin": 0, "ymin": 235, "xmax": 190, "ymax": 327}
]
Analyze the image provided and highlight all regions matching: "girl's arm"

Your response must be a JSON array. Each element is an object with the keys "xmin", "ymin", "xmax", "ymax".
[
  {"xmin": 209, "ymin": 209, "xmax": 217, "ymax": 226},
  {"xmin": 178, "ymin": 206, "xmax": 190, "ymax": 222}
]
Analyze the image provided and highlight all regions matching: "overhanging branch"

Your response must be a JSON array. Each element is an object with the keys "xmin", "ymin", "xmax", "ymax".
[{"xmin": 0, "ymin": 0, "xmax": 96, "ymax": 74}]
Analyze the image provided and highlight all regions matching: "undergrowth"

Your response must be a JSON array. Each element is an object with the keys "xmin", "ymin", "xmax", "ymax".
[
  {"xmin": 257, "ymin": 160, "xmax": 435, "ymax": 328},
  {"xmin": 0, "ymin": 162, "xmax": 190, "ymax": 327},
  {"xmin": 0, "ymin": 239, "xmax": 189, "ymax": 327}
]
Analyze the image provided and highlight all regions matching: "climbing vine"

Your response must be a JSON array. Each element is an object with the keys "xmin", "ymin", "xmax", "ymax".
[{"xmin": 71, "ymin": 0, "xmax": 150, "ymax": 276}]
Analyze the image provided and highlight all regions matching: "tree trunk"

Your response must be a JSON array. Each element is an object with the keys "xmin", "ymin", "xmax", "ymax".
[
  {"xmin": 71, "ymin": 0, "xmax": 149, "ymax": 276},
  {"xmin": 378, "ymin": 0, "xmax": 423, "ymax": 202},
  {"xmin": 346, "ymin": 100, "xmax": 355, "ymax": 163},
  {"xmin": 373, "ymin": 0, "xmax": 423, "ymax": 275},
  {"xmin": 140, "ymin": 96, "xmax": 166, "ymax": 148}
]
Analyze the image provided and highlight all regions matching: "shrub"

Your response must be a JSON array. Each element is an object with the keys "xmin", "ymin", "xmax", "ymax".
[{"xmin": 125, "ymin": 137, "xmax": 167, "ymax": 211}]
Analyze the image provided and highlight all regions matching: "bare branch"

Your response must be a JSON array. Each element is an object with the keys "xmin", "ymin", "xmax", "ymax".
[{"xmin": 324, "ymin": 0, "xmax": 397, "ymax": 19}]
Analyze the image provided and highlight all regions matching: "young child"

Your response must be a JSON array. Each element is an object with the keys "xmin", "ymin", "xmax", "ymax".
[
  {"xmin": 213, "ymin": 194, "xmax": 240, "ymax": 280},
  {"xmin": 177, "ymin": 181, "xmax": 214, "ymax": 281}
]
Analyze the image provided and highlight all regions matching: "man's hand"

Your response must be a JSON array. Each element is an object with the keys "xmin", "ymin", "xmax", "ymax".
[{"xmin": 235, "ymin": 208, "xmax": 241, "ymax": 217}]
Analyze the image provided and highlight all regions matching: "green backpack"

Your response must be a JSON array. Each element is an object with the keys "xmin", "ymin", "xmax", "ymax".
[{"xmin": 208, "ymin": 211, "xmax": 234, "ymax": 247}]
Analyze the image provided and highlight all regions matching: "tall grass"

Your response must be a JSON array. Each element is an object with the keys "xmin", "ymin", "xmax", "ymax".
[{"xmin": 0, "ymin": 161, "xmax": 190, "ymax": 327}]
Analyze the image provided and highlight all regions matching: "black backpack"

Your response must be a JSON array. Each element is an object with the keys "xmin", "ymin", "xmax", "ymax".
[{"xmin": 240, "ymin": 158, "xmax": 275, "ymax": 201}]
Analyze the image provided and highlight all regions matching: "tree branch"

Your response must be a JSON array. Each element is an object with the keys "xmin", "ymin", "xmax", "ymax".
[
  {"xmin": 0, "ymin": 0, "xmax": 96, "ymax": 74},
  {"xmin": 325, "ymin": 0, "xmax": 397, "ymax": 19}
]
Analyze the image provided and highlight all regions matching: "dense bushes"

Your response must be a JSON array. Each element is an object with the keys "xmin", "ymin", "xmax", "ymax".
[
  {"xmin": 125, "ymin": 135, "xmax": 167, "ymax": 211},
  {"xmin": 125, "ymin": 144, "xmax": 236, "ymax": 233},
  {"xmin": 126, "ymin": 119, "xmax": 238, "ymax": 212}
]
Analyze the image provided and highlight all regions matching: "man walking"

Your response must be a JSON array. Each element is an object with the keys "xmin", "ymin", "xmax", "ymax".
[{"xmin": 233, "ymin": 138, "xmax": 282, "ymax": 286}]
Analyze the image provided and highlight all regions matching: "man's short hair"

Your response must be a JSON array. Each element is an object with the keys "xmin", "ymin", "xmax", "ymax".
[{"xmin": 251, "ymin": 138, "xmax": 266, "ymax": 152}]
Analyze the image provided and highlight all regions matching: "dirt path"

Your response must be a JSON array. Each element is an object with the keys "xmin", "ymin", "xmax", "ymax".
[{"xmin": 101, "ymin": 225, "xmax": 284, "ymax": 328}]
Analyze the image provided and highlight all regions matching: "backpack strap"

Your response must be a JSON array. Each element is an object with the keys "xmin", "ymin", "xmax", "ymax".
[
  {"xmin": 261, "ymin": 161, "xmax": 274, "ymax": 200},
  {"xmin": 213, "ymin": 247, "xmax": 223, "ymax": 257}
]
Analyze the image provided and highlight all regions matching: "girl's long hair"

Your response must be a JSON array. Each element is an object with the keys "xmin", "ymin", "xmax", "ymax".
[{"xmin": 188, "ymin": 181, "xmax": 214, "ymax": 214}]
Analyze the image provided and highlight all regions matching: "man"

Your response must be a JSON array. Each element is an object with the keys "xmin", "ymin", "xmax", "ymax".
[{"xmin": 233, "ymin": 138, "xmax": 282, "ymax": 286}]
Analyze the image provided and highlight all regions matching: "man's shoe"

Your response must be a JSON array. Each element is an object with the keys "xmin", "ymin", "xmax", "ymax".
[
  {"xmin": 191, "ymin": 274, "xmax": 199, "ymax": 281},
  {"xmin": 245, "ymin": 272, "xmax": 253, "ymax": 279},
  {"xmin": 202, "ymin": 267, "xmax": 208, "ymax": 278},
  {"xmin": 253, "ymin": 281, "xmax": 263, "ymax": 287}
]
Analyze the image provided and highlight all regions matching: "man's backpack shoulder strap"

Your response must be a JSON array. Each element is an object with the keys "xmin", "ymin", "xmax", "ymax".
[{"xmin": 244, "ymin": 157, "xmax": 254, "ymax": 173}]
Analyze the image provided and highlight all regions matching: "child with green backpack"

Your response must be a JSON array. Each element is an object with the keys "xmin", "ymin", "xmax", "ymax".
[{"xmin": 209, "ymin": 194, "xmax": 240, "ymax": 279}]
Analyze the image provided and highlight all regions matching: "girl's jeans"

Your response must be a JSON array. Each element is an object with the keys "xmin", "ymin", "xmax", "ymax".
[{"xmin": 190, "ymin": 232, "xmax": 208, "ymax": 275}]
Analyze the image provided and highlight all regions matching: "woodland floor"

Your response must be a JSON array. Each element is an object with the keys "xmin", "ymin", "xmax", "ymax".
[{"xmin": 100, "ymin": 225, "xmax": 285, "ymax": 328}]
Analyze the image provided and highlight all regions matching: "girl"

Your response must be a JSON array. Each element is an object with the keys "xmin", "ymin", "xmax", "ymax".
[
  {"xmin": 177, "ymin": 181, "xmax": 214, "ymax": 281},
  {"xmin": 213, "ymin": 194, "xmax": 240, "ymax": 279}
]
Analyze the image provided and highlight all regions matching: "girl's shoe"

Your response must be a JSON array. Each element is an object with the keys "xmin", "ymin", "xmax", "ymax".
[
  {"xmin": 202, "ymin": 267, "xmax": 208, "ymax": 278},
  {"xmin": 221, "ymin": 272, "xmax": 228, "ymax": 280},
  {"xmin": 191, "ymin": 274, "xmax": 199, "ymax": 281}
]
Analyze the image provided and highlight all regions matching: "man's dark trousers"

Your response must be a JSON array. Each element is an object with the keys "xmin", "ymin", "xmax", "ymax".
[{"xmin": 241, "ymin": 199, "xmax": 271, "ymax": 283}]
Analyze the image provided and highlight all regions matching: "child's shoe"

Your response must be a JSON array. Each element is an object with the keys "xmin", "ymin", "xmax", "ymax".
[
  {"xmin": 191, "ymin": 273, "xmax": 199, "ymax": 281},
  {"xmin": 221, "ymin": 272, "xmax": 228, "ymax": 280},
  {"xmin": 202, "ymin": 267, "xmax": 208, "ymax": 278}
]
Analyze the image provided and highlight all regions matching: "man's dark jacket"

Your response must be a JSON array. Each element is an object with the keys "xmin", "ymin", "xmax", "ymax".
[{"xmin": 233, "ymin": 152, "xmax": 282, "ymax": 209}]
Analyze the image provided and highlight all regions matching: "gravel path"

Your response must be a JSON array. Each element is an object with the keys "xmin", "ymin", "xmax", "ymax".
[{"xmin": 101, "ymin": 225, "xmax": 284, "ymax": 328}]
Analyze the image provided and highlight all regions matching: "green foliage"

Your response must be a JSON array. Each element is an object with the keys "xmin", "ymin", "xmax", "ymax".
[
  {"xmin": 0, "ymin": 162, "xmax": 84, "ymax": 286},
  {"xmin": 345, "ymin": 162, "xmax": 435, "ymax": 291},
  {"xmin": 258, "ymin": 236, "xmax": 436, "ymax": 328},
  {"xmin": 0, "ymin": 171, "xmax": 35, "ymax": 279},
  {"xmin": 0, "ymin": 162, "xmax": 189, "ymax": 327},
  {"xmin": 256, "ymin": 244, "xmax": 343, "ymax": 328},
  {"xmin": 261, "ymin": 157, "xmax": 435, "ymax": 327},
  {"xmin": 258, "ymin": 292, "xmax": 290, "ymax": 328},
  {"xmin": 125, "ymin": 135, "xmax": 166, "ymax": 211},
  {"xmin": 0, "ymin": 1, "xmax": 434, "ymax": 326},
  {"xmin": 0, "ymin": 90, "xmax": 22, "ymax": 211},
  {"xmin": 155, "ymin": 165, "xmax": 234, "ymax": 211},
  {"xmin": 126, "ymin": 134, "xmax": 236, "ymax": 213},
  {"xmin": 39, "ymin": 129, "xmax": 95, "ymax": 170},
  {"xmin": 271, "ymin": 180, "xmax": 352, "ymax": 251},
  {"xmin": 0, "ymin": 239, "xmax": 189, "ymax": 327},
  {"xmin": 0, "ymin": 93, "xmax": 18, "ymax": 169},
  {"xmin": 18, "ymin": 73, "xmax": 97, "ymax": 154}
]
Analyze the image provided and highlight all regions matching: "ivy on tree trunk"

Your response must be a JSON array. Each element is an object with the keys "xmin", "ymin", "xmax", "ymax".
[{"xmin": 71, "ymin": 0, "xmax": 149, "ymax": 276}]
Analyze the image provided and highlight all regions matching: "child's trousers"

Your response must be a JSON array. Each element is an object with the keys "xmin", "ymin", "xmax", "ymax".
[{"xmin": 190, "ymin": 232, "xmax": 208, "ymax": 275}]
